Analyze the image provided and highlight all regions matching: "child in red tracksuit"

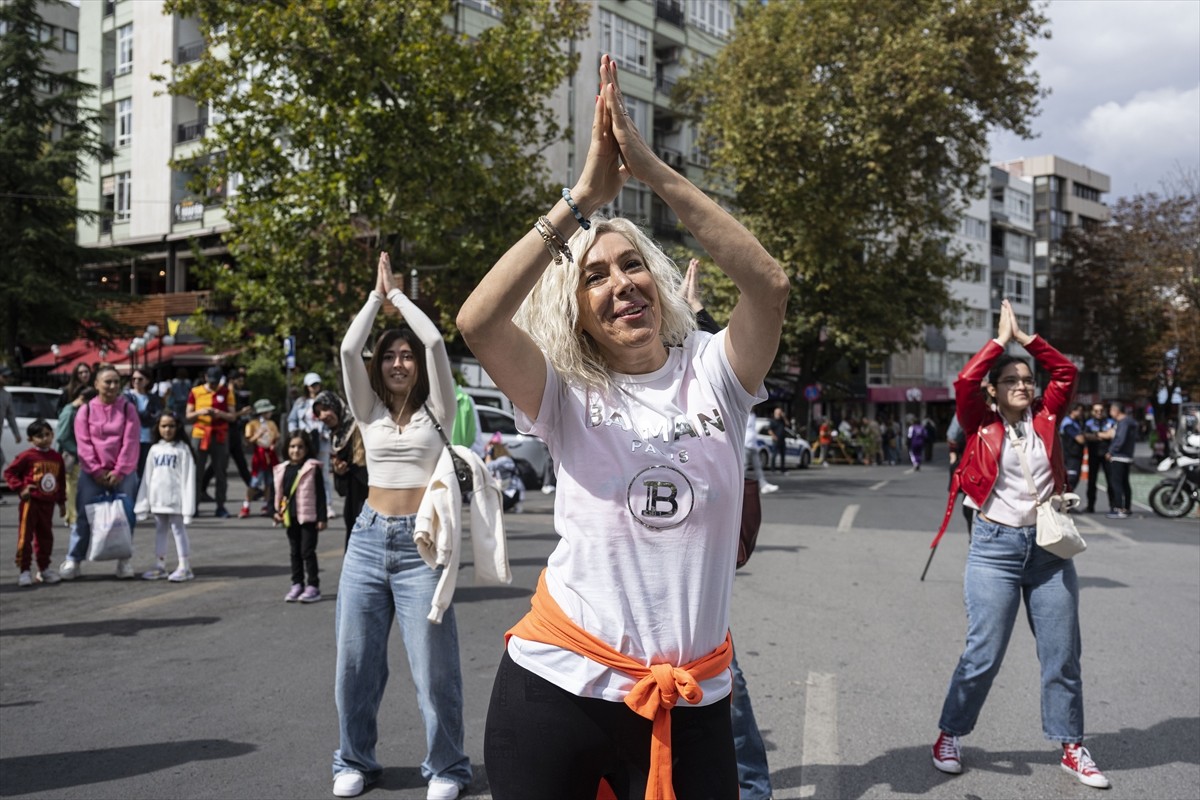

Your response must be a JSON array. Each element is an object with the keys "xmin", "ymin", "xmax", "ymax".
[{"xmin": 4, "ymin": 419, "xmax": 66, "ymax": 586}]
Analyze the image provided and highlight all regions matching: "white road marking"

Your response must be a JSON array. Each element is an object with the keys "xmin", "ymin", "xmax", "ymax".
[
  {"xmin": 903, "ymin": 466, "xmax": 916, "ymax": 475},
  {"xmin": 1076, "ymin": 515, "xmax": 1137, "ymax": 545},
  {"xmin": 799, "ymin": 671, "xmax": 839, "ymax": 799},
  {"xmin": 869, "ymin": 480, "xmax": 889, "ymax": 491},
  {"xmin": 106, "ymin": 580, "xmax": 232, "ymax": 615},
  {"xmin": 837, "ymin": 504, "xmax": 859, "ymax": 533}
]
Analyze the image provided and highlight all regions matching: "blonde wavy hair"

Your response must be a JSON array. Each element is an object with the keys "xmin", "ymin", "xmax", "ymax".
[{"xmin": 513, "ymin": 216, "xmax": 697, "ymax": 392}]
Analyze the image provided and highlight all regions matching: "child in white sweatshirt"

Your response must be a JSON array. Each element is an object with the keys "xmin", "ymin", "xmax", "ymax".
[{"xmin": 134, "ymin": 411, "xmax": 197, "ymax": 581}]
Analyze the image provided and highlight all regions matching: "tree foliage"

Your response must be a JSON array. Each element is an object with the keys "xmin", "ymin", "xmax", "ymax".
[
  {"xmin": 163, "ymin": 0, "xmax": 589, "ymax": 372},
  {"xmin": 679, "ymin": 0, "xmax": 1048, "ymax": 396},
  {"xmin": 0, "ymin": 0, "xmax": 122, "ymax": 364},
  {"xmin": 1052, "ymin": 182, "xmax": 1200, "ymax": 408}
]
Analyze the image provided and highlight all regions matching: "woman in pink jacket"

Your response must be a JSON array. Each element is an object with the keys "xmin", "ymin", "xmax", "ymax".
[{"xmin": 60, "ymin": 364, "xmax": 141, "ymax": 580}]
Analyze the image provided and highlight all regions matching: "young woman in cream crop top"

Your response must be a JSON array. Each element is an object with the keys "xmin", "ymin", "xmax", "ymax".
[
  {"xmin": 330, "ymin": 253, "xmax": 472, "ymax": 799},
  {"xmin": 339, "ymin": 253, "xmax": 456, "ymax": 513}
]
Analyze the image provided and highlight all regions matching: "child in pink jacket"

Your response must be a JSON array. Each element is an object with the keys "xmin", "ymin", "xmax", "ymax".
[{"xmin": 273, "ymin": 431, "xmax": 326, "ymax": 603}]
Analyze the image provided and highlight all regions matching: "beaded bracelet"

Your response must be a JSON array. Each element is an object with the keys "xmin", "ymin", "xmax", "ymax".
[{"xmin": 561, "ymin": 187, "xmax": 590, "ymax": 230}]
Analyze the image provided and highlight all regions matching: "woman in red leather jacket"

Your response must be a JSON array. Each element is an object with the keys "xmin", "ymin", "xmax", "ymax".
[{"xmin": 930, "ymin": 301, "xmax": 1110, "ymax": 790}]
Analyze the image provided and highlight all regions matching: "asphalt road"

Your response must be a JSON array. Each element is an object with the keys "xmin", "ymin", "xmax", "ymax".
[{"xmin": 1, "ymin": 456, "xmax": 1197, "ymax": 800}]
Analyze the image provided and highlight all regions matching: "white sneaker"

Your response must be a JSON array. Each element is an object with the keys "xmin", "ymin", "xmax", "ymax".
[
  {"xmin": 541, "ymin": 484, "xmax": 556, "ymax": 494},
  {"xmin": 426, "ymin": 779, "xmax": 461, "ymax": 800},
  {"xmin": 38, "ymin": 567, "xmax": 61, "ymax": 584},
  {"xmin": 332, "ymin": 771, "xmax": 365, "ymax": 798},
  {"xmin": 59, "ymin": 559, "xmax": 80, "ymax": 580},
  {"xmin": 760, "ymin": 483, "xmax": 780, "ymax": 494},
  {"xmin": 115, "ymin": 559, "xmax": 135, "ymax": 579},
  {"xmin": 18, "ymin": 571, "xmax": 33, "ymax": 587}
]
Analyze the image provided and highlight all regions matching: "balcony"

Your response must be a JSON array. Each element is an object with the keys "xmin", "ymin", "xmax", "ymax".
[
  {"xmin": 104, "ymin": 0, "xmax": 115, "ymax": 17},
  {"xmin": 102, "ymin": 69, "xmax": 114, "ymax": 89},
  {"xmin": 176, "ymin": 118, "xmax": 208, "ymax": 143},
  {"xmin": 100, "ymin": 217, "xmax": 113, "ymax": 234},
  {"xmin": 655, "ymin": 73, "xmax": 676, "ymax": 95},
  {"xmin": 656, "ymin": 0, "xmax": 685, "ymax": 28},
  {"xmin": 177, "ymin": 40, "xmax": 205, "ymax": 64}
]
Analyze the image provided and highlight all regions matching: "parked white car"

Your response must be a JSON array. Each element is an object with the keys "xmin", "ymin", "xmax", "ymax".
[
  {"xmin": 1, "ymin": 386, "xmax": 63, "ymax": 470},
  {"xmin": 477, "ymin": 406, "xmax": 553, "ymax": 489},
  {"xmin": 753, "ymin": 417, "xmax": 813, "ymax": 470}
]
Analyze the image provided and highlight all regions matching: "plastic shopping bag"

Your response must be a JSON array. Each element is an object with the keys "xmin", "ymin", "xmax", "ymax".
[{"xmin": 86, "ymin": 493, "xmax": 133, "ymax": 561}]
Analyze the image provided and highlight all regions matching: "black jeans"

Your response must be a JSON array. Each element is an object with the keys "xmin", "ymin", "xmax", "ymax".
[
  {"xmin": 195, "ymin": 440, "xmax": 230, "ymax": 510},
  {"xmin": 286, "ymin": 521, "xmax": 320, "ymax": 588},
  {"xmin": 485, "ymin": 651, "xmax": 737, "ymax": 800},
  {"xmin": 1108, "ymin": 460, "xmax": 1133, "ymax": 511},
  {"xmin": 1085, "ymin": 446, "xmax": 1113, "ymax": 511}
]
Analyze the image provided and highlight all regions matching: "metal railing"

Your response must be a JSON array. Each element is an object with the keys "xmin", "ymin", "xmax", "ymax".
[
  {"xmin": 176, "ymin": 118, "xmax": 208, "ymax": 143},
  {"xmin": 655, "ymin": 0, "xmax": 685, "ymax": 28},
  {"xmin": 177, "ymin": 40, "xmax": 205, "ymax": 64}
]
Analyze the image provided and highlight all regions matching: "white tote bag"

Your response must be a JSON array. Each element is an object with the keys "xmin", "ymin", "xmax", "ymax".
[
  {"xmin": 1011, "ymin": 424, "xmax": 1086, "ymax": 559},
  {"xmin": 86, "ymin": 493, "xmax": 133, "ymax": 561}
]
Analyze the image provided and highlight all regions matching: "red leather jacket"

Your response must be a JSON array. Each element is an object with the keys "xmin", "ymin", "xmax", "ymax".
[{"xmin": 933, "ymin": 336, "xmax": 1077, "ymax": 543}]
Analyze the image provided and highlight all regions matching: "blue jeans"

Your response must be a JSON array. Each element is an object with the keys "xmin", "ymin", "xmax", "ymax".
[
  {"xmin": 331, "ymin": 505, "xmax": 471, "ymax": 788},
  {"xmin": 67, "ymin": 470, "xmax": 139, "ymax": 562},
  {"xmin": 939, "ymin": 517, "xmax": 1084, "ymax": 742},
  {"xmin": 731, "ymin": 644, "xmax": 772, "ymax": 800}
]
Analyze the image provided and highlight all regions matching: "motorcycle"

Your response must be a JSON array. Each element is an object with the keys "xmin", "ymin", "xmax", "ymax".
[{"xmin": 1149, "ymin": 435, "xmax": 1200, "ymax": 518}]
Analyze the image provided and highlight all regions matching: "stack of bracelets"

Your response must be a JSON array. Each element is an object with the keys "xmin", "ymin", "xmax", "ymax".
[{"xmin": 534, "ymin": 215, "xmax": 572, "ymax": 266}]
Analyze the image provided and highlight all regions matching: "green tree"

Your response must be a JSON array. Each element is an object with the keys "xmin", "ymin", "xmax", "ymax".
[
  {"xmin": 164, "ymin": 0, "xmax": 589, "ymax": 376},
  {"xmin": 680, "ymin": 0, "xmax": 1048, "ymax": 400},
  {"xmin": 1052, "ymin": 185, "xmax": 1200, "ymax": 411},
  {"xmin": 0, "ymin": 0, "xmax": 122, "ymax": 364}
]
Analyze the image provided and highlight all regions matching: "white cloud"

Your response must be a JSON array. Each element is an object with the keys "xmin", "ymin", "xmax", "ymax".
[
  {"xmin": 1078, "ymin": 87, "xmax": 1200, "ymax": 195},
  {"xmin": 990, "ymin": 0, "xmax": 1200, "ymax": 199}
]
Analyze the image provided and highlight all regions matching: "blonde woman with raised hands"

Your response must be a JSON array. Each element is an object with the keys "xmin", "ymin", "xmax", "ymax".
[
  {"xmin": 330, "ymin": 253, "xmax": 470, "ymax": 800},
  {"xmin": 458, "ymin": 55, "xmax": 789, "ymax": 800}
]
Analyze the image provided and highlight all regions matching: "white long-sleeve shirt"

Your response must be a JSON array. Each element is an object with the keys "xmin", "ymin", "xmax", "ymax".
[{"xmin": 339, "ymin": 288, "xmax": 456, "ymax": 489}]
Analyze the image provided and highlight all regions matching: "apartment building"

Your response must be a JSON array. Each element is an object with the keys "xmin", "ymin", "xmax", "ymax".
[
  {"xmin": 997, "ymin": 155, "xmax": 1114, "ymax": 399},
  {"xmin": 74, "ymin": 0, "xmax": 224, "ymax": 299},
  {"xmin": 70, "ymin": 0, "xmax": 733, "ymax": 304}
]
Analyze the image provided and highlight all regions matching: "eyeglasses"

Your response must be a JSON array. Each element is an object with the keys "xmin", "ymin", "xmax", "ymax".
[{"xmin": 998, "ymin": 377, "xmax": 1036, "ymax": 388}]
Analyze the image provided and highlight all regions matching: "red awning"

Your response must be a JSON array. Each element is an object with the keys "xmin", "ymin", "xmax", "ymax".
[
  {"xmin": 867, "ymin": 385, "xmax": 953, "ymax": 403},
  {"xmin": 24, "ymin": 340, "xmax": 100, "ymax": 369}
]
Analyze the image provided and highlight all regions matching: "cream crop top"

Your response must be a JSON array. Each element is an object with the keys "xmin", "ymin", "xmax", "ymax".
[{"xmin": 340, "ymin": 289, "xmax": 456, "ymax": 489}]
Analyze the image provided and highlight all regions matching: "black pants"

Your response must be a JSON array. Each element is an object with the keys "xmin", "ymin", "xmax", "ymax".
[
  {"xmin": 286, "ymin": 522, "xmax": 320, "ymax": 588},
  {"xmin": 484, "ymin": 651, "xmax": 737, "ymax": 800},
  {"xmin": 1064, "ymin": 455, "xmax": 1083, "ymax": 492},
  {"xmin": 203, "ymin": 432, "xmax": 251, "ymax": 492},
  {"xmin": 1108, "ymin": 460, "xmax": 1133, "ymax": 511},
  {"xmin": 1085, "ymin": 447, "xmax": 1113, "ymax": 511},
  {"xmin": 195, "ymin": 440, "xmax": 230, "ymax": 510},
  {"xmin": 341, "ymin": 479, "xmax": 368, "ymax": 551}
]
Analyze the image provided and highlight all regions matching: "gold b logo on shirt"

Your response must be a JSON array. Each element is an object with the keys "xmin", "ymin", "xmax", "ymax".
[{"xmin": 627, "ymin": 465, "xmax": 694, "ymax": 530}]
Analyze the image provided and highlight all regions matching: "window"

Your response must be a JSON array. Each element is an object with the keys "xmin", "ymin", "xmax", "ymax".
[
  {"xmin": 115, "ymin": 172, "xmax": 131, "ymax": 222},
  {"xmin": 959, "ymin": 262, "xmax": 985, "ymax": 283},
  {"xmin": 1004, "ymin": 231, "xmax": 1030, "ymax": 263},
  {"xmin": 689, "ymin": 0, "xmax": 733, "ymax": 36},
  {"xmin": 605, "ymin": 184, "xmax": 650, "ymax": 223},
  {"xmin": 116, "ymin": 98, "xmax": 132, "ymax": 147},
  {"xmin": 38, "ymin": 23, "xmax": 53, "ymax": 42},
  {"xmin": 1016, "ymin": 314, "xmax": 1032, "ymax": 332},
  {"xmin": 63, "ymin": 29, "xmax": 77, "ymax": 53},
  {"xmin": 459, "ymin": 0, "xmax": 501, "ymax": 15},
  {"xmin": 866, "ymin": 360, "xmax": 888, "ymax": 386},
  {"xmin": 599, "ymin": 10, "xmax": 650, "ymax": 77},
  {"xmin": 117, "ymin": 24, "xmax": 133, "ymax": 74},
  {"xmin": 1006, "ymin": 191, "xmax": 1031, "ymax": 223},
  {"xmin": 1073, "ymin": 183, "xmax": 1101, "ymax": 202},
  {"xmin": 960, "ymin": 308, "xmax": 988, "ymax": 329},
  {"xmin": 1004, "ymin": 273, "xmax": 1030, "ymax": 304},
  {"xmin": 958, "ymin": 215, "xmax": 987, "ymax": 240}
]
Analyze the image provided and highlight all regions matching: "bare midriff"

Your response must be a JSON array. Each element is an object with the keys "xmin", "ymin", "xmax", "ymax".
[{"xmin": 367, "ymin": 485, "xmax": 427, "ymax": 517}]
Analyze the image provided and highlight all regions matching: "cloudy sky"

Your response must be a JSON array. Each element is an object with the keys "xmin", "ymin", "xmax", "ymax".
[{"xmin": 988, "ymin": 0, "xmax": 1200, "ymax": 201}]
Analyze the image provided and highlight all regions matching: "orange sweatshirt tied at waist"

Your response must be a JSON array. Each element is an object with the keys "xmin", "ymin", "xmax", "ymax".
[{"xmin": 505, "ymin": 570, "xmax": 734, "ymax": 800}]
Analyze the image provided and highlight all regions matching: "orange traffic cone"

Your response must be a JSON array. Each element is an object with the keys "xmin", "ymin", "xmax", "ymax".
[{"xmin": 1080, "ymin": 448, "xmax": 1089, "ymax": 483}]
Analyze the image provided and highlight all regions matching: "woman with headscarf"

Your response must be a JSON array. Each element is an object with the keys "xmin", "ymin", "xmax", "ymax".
[{"xmin": 312, "ymin": 389, "xmax": 368, "ymax": 549}]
